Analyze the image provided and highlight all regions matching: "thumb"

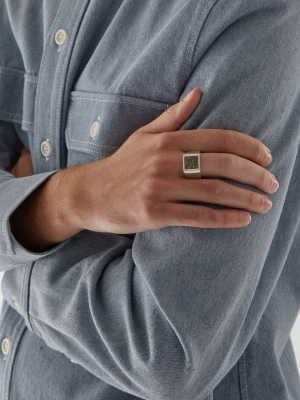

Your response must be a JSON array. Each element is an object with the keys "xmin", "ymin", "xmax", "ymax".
[{"xmin": 141, "ymin": 88, "xmax": 203, "ymax": 134}]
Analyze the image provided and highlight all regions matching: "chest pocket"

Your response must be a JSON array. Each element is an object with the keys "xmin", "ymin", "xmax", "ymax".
[{"xmin": 65, "ymin": 91, "xmax": 170, "ymax": 166}]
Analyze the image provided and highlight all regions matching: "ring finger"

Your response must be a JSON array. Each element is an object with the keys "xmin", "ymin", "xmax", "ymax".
[
  {"xmin": 172, "ymin": 152, "xmax": 278, "ymax": 195},
  {"xmin": 159, "ymin": 152, "xmax": 276, "ymax": 214}
]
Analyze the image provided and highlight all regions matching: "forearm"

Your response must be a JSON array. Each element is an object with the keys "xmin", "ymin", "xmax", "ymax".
[{"xmin": 9, "ymin": 167, "xmax": 83, "ymax": 253}]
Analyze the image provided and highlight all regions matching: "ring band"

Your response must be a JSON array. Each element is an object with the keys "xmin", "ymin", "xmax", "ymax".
[{"xmin": 183, "ymin": 151, "xmax": 201, "ymax": 179}]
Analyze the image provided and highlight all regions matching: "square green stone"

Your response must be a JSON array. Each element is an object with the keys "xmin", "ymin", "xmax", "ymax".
[{"xmin": 184, "ymin": 155, "xmax": 199, "ymax": 170}]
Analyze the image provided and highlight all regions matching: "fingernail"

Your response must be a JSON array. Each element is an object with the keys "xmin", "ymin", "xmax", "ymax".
[
  {"xmin": 262, "ymin": 197, "xmax": 272, "ymax": 212},
  {"xmin": 270, "ymin": 178, "xmax": 279, "ymax": 193},
  {"xmin": 182, "ymin": 88, "xmax": 196, "ymax": 102},
  {"xmin": 240, "ymin": 212, "xmax": 251, "ymax": 226},
  {"xmin": 264, "ymin": 148, "xmax": 272, "ymax": 165}
]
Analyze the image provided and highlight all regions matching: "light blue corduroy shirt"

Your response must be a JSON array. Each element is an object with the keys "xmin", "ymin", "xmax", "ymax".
[{"xmin": 0, "ymin": 0, "xmax": 300, "ymax": 399}]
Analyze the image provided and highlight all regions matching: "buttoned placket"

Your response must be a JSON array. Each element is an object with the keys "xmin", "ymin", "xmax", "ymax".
[
  {"xmin": 32, "ymin": 0, "xmax": 91, "ymax": 175},
  {"xmin": 55, "ymin": 29, "xmax": 68, "ymax": 52},
  {"xmin": 0, "ymin": 304, "xmax": 27, "ymax": 400},
  {"xmin": 24, "ymin": 0, "xmax": 92, "ymax": 371},
  {"xmin": 1, "ymin": 338, "xmax": 12, "ymax": 361},
  {"xmin": 0, "ymin": 1, "xmax": 92, "ymax": 397}
]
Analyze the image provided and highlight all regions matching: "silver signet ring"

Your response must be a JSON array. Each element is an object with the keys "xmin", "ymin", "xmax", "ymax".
[{"xmin": 183, "ymin": 151, "xmax": 202, "ymax": 179}]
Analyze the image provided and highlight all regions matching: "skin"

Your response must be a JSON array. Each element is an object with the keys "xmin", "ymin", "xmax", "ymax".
[
  {"xmin": 11, "ymin": 146, "xmax": 34, "ymax": 178},
  {"xmin": 9, "ymin": 88, "xmax": 279, "ymax": 252}
]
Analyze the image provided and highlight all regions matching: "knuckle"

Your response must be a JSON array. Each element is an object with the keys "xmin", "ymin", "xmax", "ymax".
[
  {"xmin": 248, "ymin": 190, "xmax": 259, "ymax": 207},
  {"xmin": 216, "ymin": 130, "xmax": 236, "ymax": 149},
  {"xmin": 207, "ymin": 209, "xmax": 219, "ymax": 225},
  {"xmin": 140, "ymin": 200, "xmax": 155, "ymax": 220},
  {"xmin": 205, "ymin": 180, "xmax": 225, "ymax": 198},
  {"xmin": 259, "ymin": 168, "xmax": 268, "ymax": 187},
  {"xmin": 217, "ymin": 154, "xmax": 238, "ymax": 174},
  {"xmin": 140, "ymin": 199, "xmax": 162, "ymax": 224},
  {"xmin": 221, "ymin": 212, "xmax": 232, "ymax": 228},
  {"xmin": 200, "ymin": 208, "xmax": 219, "ymax": 226},
  {"xmin": 155, "ymin": 132, "xmax": 172, "ymax": 151},
  {"xmin": 163, "ymin": 107, "xmax": 181, "ymax": 125},
  {"xmin": 148, "ymin": 155, "xmax": 169, "ymax": 176},
  {"xmin": 141, "ymin": 178, "xmax": 161, "ymax": 198},
  {"xmin": 253, "ymin": 142, "xmax": 264, "ymax": 161}
]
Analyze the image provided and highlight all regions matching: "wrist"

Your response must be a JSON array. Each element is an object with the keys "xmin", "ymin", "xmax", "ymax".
[
  {"xmin": 64, "ymin": 160, "xmax": 110, "ymax": 234},
  {"xmin": 56, "ymin": 165, "xmax": 87, "ymax": 233}
]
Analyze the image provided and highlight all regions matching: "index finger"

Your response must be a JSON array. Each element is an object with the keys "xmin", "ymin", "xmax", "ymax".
[{"xmin": 170, "ymin": 129, "xmax": 272, "ymax": 166}]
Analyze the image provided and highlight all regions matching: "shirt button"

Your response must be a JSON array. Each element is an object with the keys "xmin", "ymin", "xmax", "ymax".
[
  {"xmin": 70, "ymin": 359, "xmax": 78, "ymax": 364},
  {"xmin": 13, "ymin": 301, "xmax": 22, "ymax": 315},
  {"xmin": 90, "ymin": 121, "xmax": 101, "ymax": 139},
  {"xmin": 55, "ymin": 29, "xmax": 68, "ymax": 46},
  {"xmin": 2, "ymin": 338, "xmax": 12, "ymax": 356},
  {"xmin": 41, "ymin": 139, "xmax": 52, "ymax": 161}
]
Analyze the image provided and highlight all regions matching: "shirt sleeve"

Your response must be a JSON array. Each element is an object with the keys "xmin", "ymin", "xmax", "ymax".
[
  {"xmin": 0, "ymin": 2, "xmax": 72, "ymax": 271},
  {"xmin": 2, "ymin": 1, "xmax": 300, "ymax": 399},
  {"xmin": 0, "ymin": 158, "xmax": 72, "ymax": 271},
  {"xmin": 0, "ymin": 121, "xmax": 71, "ymax": 270}
]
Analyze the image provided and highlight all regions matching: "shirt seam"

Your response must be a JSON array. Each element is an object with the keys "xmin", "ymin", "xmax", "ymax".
[
  {"xmin": 54, "ymin": 0, "xmax": 90, "ymax": 171},
  {"xmin": 0, "ymin": 255, "xmax": 31, "ymax": 266},
  {"xmin": 67, "ymin": 144, "xmax": 113, "ymax": 156},
  {"xmin": 68, "ymin": 125, "xmax": 117, "ymax": 150},
  {"xmin": 69, "ymin": 96, "xmax": 168, "ymax": 111},
  {"xmin": 181, "ymin": 0, "xmax": 220, "ymax": 89},
  {"xmin": 0, "ymin": 116, "xmax": 22, "ymax": 125},
  {"xmin": 4, "ymin": 321, "xmax": 26, "ymax": 400},
  {"xmin": 0, "ymin": 178, "xmax": 18, "ymax": 254},
  {"xmin": 243, "ymin": 352, "xmax": 249, "ymax": 400},
  {"xmin": 24, "ymin": 79, "xmax": 38, "ymax": 84},
  {"xmin": 35, "ymin": 0, "xmax": 69, "ymax": 172},
  {"xmin": 0, "ymin": 110, "xmax": 32, "ymax": 124},
  {"xmin": 23, "ymin": 262, "xmax": 35, "ymax": 332},
  {"xmin": 0, "ymin": 70, "xmax": 24, "ymax": 78}
]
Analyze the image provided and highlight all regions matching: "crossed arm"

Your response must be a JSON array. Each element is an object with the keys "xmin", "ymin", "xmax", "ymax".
[{"xmin": 1, "ymin": 1, "xmax": 300, "ymax": 399}]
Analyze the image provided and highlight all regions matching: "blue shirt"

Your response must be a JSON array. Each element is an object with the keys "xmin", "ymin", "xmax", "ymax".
[{"xmin": 0, "ymin": 0, "xmax": 300, "ymax": 399}]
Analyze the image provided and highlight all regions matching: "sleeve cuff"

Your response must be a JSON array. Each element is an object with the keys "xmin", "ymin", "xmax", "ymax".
[{"xmin": 0, "ymin": 171, "xmax": 72, "ymax": 268}]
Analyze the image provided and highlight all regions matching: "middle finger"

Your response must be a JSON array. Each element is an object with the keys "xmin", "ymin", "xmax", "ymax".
[{"xmin": 159, "ymin": 152, "xmax": 279, "ymax": 195}]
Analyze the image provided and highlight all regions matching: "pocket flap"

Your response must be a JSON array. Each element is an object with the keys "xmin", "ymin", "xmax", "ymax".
[
  {"xmin": 65, "ymin": 91, "xmax": 169, "ymax": 158},
  {"xmin": 0, "ymin": 67, "xmax": 38, "ymax": 132},
  {"xmin": 0, "ymin": 66, "xmax": 24, "ymax": 124}
]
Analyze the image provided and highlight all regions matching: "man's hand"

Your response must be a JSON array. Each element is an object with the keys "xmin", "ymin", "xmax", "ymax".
[
  {"xmin": 11, "ymin": 146, "xmax": 34, "ymax": 178},
  {"xmin": 8, "ymin": 88, "xmax": 276, "ymax": 252}
]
